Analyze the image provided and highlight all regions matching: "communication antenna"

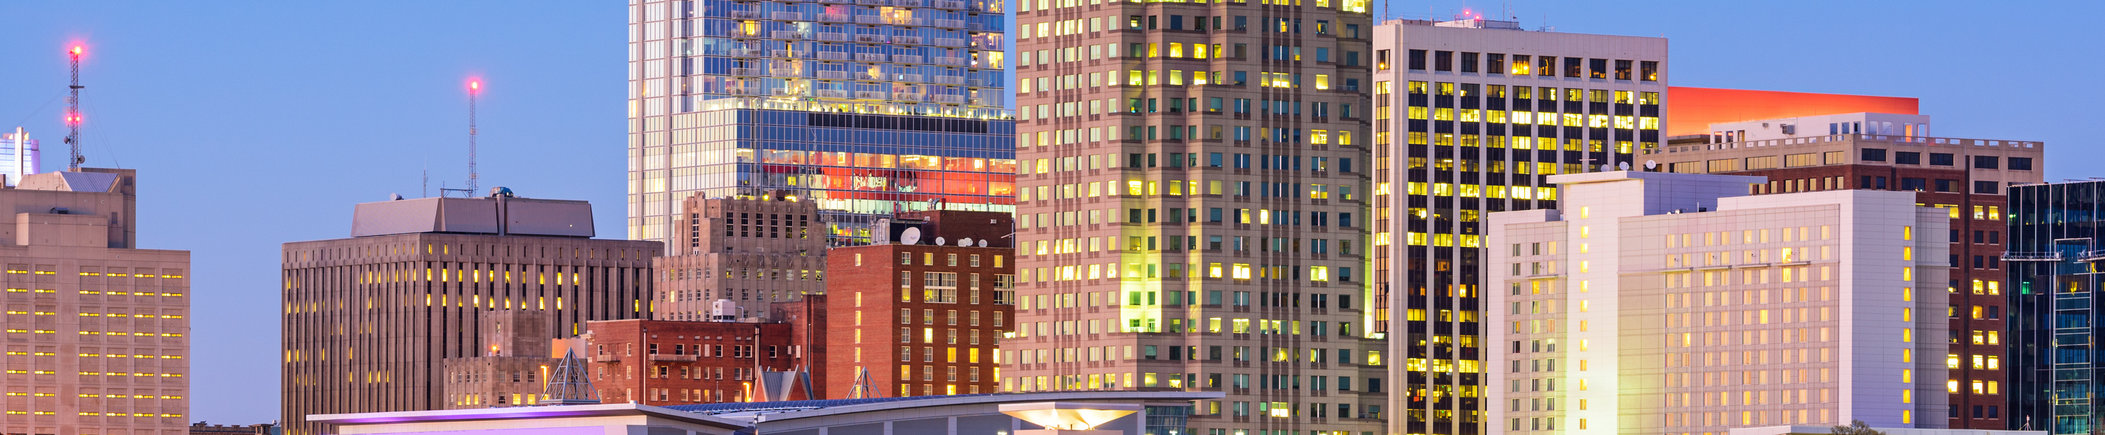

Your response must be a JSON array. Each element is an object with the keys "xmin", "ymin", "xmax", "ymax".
[
  {"xmin": 467, "ymin": 79, "xmax": 481, "ymax": 193},
  {"xmin": 64, "ymin": 44, "xmax": 85, "ymax": 171}
]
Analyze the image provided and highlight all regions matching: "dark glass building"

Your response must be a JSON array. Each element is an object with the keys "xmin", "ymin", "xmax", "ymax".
[{"xmin": 2007, "ymin": 180, "xmax": 2105, "ymax": 434}]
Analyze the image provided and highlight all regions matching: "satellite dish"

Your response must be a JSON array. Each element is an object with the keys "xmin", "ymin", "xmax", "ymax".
[
  {"xmin": 959, "ymin": 237, "xmax": 973, "ymax": 247},
  {"xmin": 935, "ymin": 237, "xmax": 947, "ymax": 246},
  {"xmin": 1644, "ymin": 160, "xmax": 1658, "ymax": 170},
  {"xmin": 1618, "ymin": 162, "xmax": 1631, "ymax": 170},
  {"xmin": 899, "ymin": 227, "xmax": 922, "ymax": 245},
  {"xmin": 1600, "ymin": 163, "xmax": 1613, "ymax": 172},
  {"xmin": 977, "ymin": 239, "xmax": 988, "ymax": 247}
]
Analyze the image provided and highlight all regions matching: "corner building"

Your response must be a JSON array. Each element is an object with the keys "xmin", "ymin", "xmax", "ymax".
[
  {"xmin": 1009, "ymin": 0, "xmax": 1383, "ymax": 433},
  {"xmin": 281, "ymin": 195, "xmax": 660, "ymax": 435},
  {"xmin": 626, "ymin": 0, "xmax": 1015, "ymax": 246},
  {"xmin": 0, "ymin": 169, "xmax": 191, "ymax": 435},
  {"xmin": 1486, "ymin": 171, "xmax": 1951, "ymax": 434},
  {"xmin": 1371, "ymin": 19, "xmax": 1665, "ymax": 435}
]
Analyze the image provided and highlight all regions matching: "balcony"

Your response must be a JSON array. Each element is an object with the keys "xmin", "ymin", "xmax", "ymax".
[
  {"xmin": 933, "ymin": 95, "xmax": 966, "ymax": 104},
  {"xmin": 729, "ymin": 68, "xmax": 759, "ymax": 76},
  {"xmin": 729, "ymin": 10, "xmax": 760, "ymax": 19},
  {"xmin": 770, "ymin": 11, "xmax": 803, "ymax": 20},
  {"xmin": 856, "ymin": 52, "xmax": 888, "ymax": 62},
  {"xmin": 895, "ymin": 0, "xmax": 925, "ymax": 6},
  {"xmin": 934, "ymin": 57, "xmax": 967, "ymax": 66},
  {"xmin": 938, "ymin": 0, "xmax": 968, "ymax": 8},
  {"xmin": 934, "ymin": 37, "xmax": 966, "ymax": 46},
  {"xmin": 934, "ymin": 19, "xmax": 967, "ymax": 29},
  {"xmin": 899, "ymin": 73, "xmax": 925, "ymax": 82},
  {"xmin": 2005, "ymin": 251, "xmax": 2064, "ymax": 262},
  {"xmin": 726, "ymin": 87, "xmax": 756, "ymax": 95},
  {"xmin": 817, "ymin": 71, "xmax": 851, "ymax": 79},
  {"xmin": 855, "ymin": 15, "xmax": 884, "ymax": 24},
  {"xmin": 819, "ymin": 89, "xmax": 850, "ymax": 98},
  {"xmin": 855, "ymin": 91, "xmax": 888, "ymax": 99},
  {"xmin": 817, "ymin": 32, "xmax": 849, "ymax": 42},
  {"xmin": 891, "ymin": 35, "xmax": 924, "ymax": 44},
  {"xmin": 892, "ymin": 54, "xmax": 924, "ymax": 64},
  {"xmin": 731, "ymin": 49, "xmax": 759, "ymax": 58},
  {"xmin": 854, "ymin": 34, "xmax": 886, "ymax": 43},
  {"xmin": 893, "ymin": 92, "xmax": 924, "ymax": 101},
  {"xmin": 934, "ymin": 75, "xmax": 965, "ymax": 85},
  {"xmin": 819, "ymin": 13, "xmax": 850, "ymax": 22},
  {"xmin": 817, "ymin": 51, "xmax": 849, "ymax": 60},
  {"xmin": 594, "ymin": 355, "xmax": 622, "ymax": 362}
]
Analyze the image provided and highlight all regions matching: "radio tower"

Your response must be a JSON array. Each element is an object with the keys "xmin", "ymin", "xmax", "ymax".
[
  {"xmin": 64, "ymin": 45, "xmax": 85, "ymax": 171},
  {"xmin": 467, "ymin": 79, "xmax": 480, "ymax": 193}
]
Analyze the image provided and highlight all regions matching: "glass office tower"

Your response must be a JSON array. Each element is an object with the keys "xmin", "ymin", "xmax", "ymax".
[
  {"xmin": 2008, "ymin": 180, "xmax": 2105, "ymax": 434},
  {"xmin": 628, "ymin": 0, "xmax": 1013, "ymax": 245}
]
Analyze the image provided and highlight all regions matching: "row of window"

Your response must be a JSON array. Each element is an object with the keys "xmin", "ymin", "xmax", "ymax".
[
  {"xmin": 1860, "ymin": 148, "xmax": 2034, "ymax": 170},
  {"xmin": 1382, "ymin": 49, "xmax": 1659, "ymax": 82}
]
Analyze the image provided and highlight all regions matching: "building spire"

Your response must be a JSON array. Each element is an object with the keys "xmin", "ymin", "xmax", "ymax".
[{"xmin": 542, "ymin": 349, "xmax": 600, "ymax": 405}]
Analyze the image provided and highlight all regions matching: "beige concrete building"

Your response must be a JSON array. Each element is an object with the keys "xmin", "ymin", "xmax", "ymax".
[
  {"xmin": 0, "ymin": 169, "xmax": 190, "ymax": 435},
  {"xmin": 1007, "ymin": 0, "xmax": 1381, "ymax": 432},
  {"xmin": 1486, "ymin": 171, "xmax": 1950, "ymax": 434},
  {"xmin": 653, "ymin": 195, "xmax": 826, "ymax": 321},
  {"xmin": 439, "ymin": 309, "xmax": 559, "ymax": 409},
  {"xmin": 281, "ymin": 192, "xmax": 661, "ymax": 435}
]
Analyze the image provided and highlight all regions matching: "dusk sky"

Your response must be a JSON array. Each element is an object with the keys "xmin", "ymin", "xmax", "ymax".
[{"xmin": 0, "ymin": 0, "xmax": 2091, "ymax": 424}]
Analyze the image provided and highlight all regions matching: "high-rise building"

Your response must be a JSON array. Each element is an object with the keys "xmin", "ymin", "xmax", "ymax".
[
  {"xmin": 626, "ymin": 0, "xmax": 1016, "ymax": 246},
  {"xmin": 281, "ymin": 193, "xmax": 661, "ymax": 435},
  {"xmin": 1372, "ymin": 19, "xmax": 1666, "ymax": 435},
  {"xmin": 0, "ymin": 169, "xmax": 190, "ymax": 435},
  {"xmin": 1648, "ymin": 115, "xmax": 2044, "ymax": 428},
  {"xmin": 1008, "ymin": 0, "xmax": 1381, "ymax": 432},
  {"xmin": 653, "ymin": 194, "xmax": 827, "ymax": 320},
  {"xmin": 2005, "ymin": 180, "xmax": 2105, "ymax": 434},
  {"xmin": 1487, "ymin": 170, "xmax": 1951, "ymax": 434},
  {"xmin": 827, "ymin": 210, "xmax": 1013, "ymax": 398},
  {"xmin": 0, "ymin": 127, "xmax": 40, "ymax": 186}
]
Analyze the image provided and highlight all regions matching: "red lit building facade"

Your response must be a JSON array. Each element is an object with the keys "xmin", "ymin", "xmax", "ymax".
[
  {"xmin": 581, "ymin": 318, "xmax": 817, "ymax": 405},
  {"xmin": 1666, "ymin": 86, "xmax": 1918, "ymax": 137},
  {"xmin": 825, "ymin": 211, "xmax": 1015, "ymax": 398}
]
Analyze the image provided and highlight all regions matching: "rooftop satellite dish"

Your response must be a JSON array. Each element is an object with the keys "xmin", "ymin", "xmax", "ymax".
[
  {"xmin": 959, "ymin": 237, "xmax": 973, "ymax": 247},
  {"xmin": 390, "ymin": 193, "xmax": 404, "ymax": 201},
  {"xmin": 899, "ymin": 227, "xmax": 922, "ymax": 245},
  {"xmin": 1600, "ymin": 163, "xmax": 1613, "ymax": 172},
  {"xmin": 1644, "ymin": 160, "xmax": 1658, "ymax": 170},
  {"xmin": 935, "ymin": 236, "xmax": 947, "ymax": 246},
  {"xmin": 977, "ymin": 239, "xmax": 988, "ymax": 247},
  {"xmin": 1618, "ymin": 162, "xmax": 1631, "ymax": 170}
]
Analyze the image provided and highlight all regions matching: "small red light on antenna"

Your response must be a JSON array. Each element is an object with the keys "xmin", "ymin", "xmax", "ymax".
[{"xmin": 70, "ymin": 46, "xmax": 83, "ymax": 56}]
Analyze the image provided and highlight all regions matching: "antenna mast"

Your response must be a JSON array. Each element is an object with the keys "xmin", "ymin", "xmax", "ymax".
[
  {"xmin": 64, "ymin": 45, "xmax": 85, "ymax": 171},
  {"xmin": 467, "ymin": 79, "xmax": 480, "ymax": 193}
]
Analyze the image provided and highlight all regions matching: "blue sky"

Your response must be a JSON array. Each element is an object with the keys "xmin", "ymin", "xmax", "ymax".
[{"xmin": 0, "ymin": 0, "xmax": 2094, "ymax": 425}]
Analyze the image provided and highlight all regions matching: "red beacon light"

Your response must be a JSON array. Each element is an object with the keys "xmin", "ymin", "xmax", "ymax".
[
  {"xmin": 70, "ymin": 45, "xmax": 83, "ymax": 56},
  {"xmin": 469, "ymin": 80, "xmax": 481, "ymax": 92}
]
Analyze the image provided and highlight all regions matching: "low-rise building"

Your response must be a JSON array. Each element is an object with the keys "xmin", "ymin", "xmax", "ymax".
[{"xmin": 827, "ymin": 210, "xmax": 1014, "ymax": 398}]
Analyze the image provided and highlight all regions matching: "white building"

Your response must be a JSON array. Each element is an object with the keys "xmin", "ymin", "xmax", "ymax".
[
  {"xmin": 1705, "ymin": 112, "xmax": 1931, "ymax": 143},
  {"xmin": 0, "ymin": 127, "xmax": 42, "ymax": 186},
  {"xmin": 1485, "ymin": 170, "xmax": 1950, "ymax": 434}
]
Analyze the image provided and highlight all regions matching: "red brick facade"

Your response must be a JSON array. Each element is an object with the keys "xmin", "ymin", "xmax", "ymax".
[
  {"xmin": 825, "ymin": 241, "xmax": 1014, "ymax": 399},
  {"xmin": 582, "ymin": 319, "xmax": 813, "ymax": 405}
]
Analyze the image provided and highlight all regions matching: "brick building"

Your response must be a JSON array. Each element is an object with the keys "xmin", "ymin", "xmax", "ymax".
[
  {"xmin": 654, "ymin": 195, "xmax": 827, "ymax": 321},
  {"xmin": 1648, "ymin": 114, "xmax": 2044, "ymax": 428},
  {"xmin": 827, "ymin": 210, "xmax": 1014, "ymax": 398},
  {"xmin": 581, "ymin": 317, "xmax": 815, "ymax": 405},
  {"xmin": 281, "ymin": 193, "xmax": 660, "ymax": 435}
]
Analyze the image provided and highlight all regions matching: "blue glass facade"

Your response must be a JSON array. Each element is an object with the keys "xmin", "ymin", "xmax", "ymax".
[{"xmin": 2008, "ymin": 180, "xmax": 2105, "ymax": 433}]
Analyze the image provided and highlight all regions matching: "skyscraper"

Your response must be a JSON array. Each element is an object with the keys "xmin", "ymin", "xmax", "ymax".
[
  {"xmin": 281, "ymin": 193, "xmax": 660, "ymax": 435},
  {"xmin": 0, "ymin": 127, "xmax": 42, "ymax": 186},
  {"xmin": 2005, "ymin": 180, "xmax": 2105, "ymax": 434},
  {"xmin": 626, "ymin": 0, "xmax": 1015, "ymax": 246},
  {"xmin": 1486, "ymin": 170, "xmax": 1951, "ymax": 433},
  {"xmin": 0, "ymin": 169, "xmax": 190, "ymax": 435},
  {"xmin": 1649, "ymin": 112, "xmax": 2044, "ymax": 428},
  {"xmin": 1372, "ymin": 19, "xmax": 1665, "ymax": 435},
  {"xmin": 1008, "ymin": 0, "xmax": 1381, "ymax": 433}
]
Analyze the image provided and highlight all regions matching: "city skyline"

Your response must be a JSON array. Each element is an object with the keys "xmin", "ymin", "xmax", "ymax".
[{"xmin": 0, "ymin": 0, "xmax": 2095, "ymax": 425}]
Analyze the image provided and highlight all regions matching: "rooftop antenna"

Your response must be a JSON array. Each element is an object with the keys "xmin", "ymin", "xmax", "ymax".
[
  {"xmin": 64, "ymin": 44, "xmax": 85, "ymax": 171},
  {"xmin": 467, "ymin": 78, "xmax": 481, "ymax": 193}
]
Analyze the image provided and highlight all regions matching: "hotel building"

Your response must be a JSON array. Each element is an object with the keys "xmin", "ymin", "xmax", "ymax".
[
  {"xmin": 1648, "ymin": 114, "xmax": 2044, "ymax": 428},
  {"xmin": 1487, "ymin": 170, "xmax": 1950, "ymax": 434},
  {"xmin": 2006, "ymin": 180, "xmax": 2105, "ymax": 434},
  {"xmin": 652, "ymin": 194, "xmax": 827, "ymax": 319},
  {"xmin": 626, "ymin": 0, "xmax": 1015, "ymax": 246},
  {"xmin": 281, "ymin": 193, "xmax": 660, "ymax": 435},
  {"xmin": 0, "ymin": 169, "xmax": 190, "ymax": 435},
  {"xmin": 1007, "ymin": 0, "xmax": 1382, "ymax": 431},
  {"xmin": 1372, "ymin": 18, "xmax": 1667, "ymax": 435}
]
